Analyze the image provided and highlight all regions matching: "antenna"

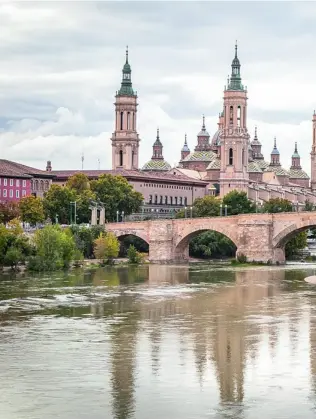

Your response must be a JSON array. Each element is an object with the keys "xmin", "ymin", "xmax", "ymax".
[
  {"xmin": 81, "ymin": 153, "xmax": 84, "ymax": 170},
  {"xmin": 98, "ymin": 158, "xmax": 100, "ymax": 170}
]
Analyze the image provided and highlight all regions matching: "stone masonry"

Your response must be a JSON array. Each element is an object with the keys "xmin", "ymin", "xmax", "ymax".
[{"xmin": 106, "ymin": 212, "xmax": 316, "ymax": 264}]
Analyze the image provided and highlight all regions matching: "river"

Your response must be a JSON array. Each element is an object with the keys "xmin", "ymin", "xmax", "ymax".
[{"xmin": 1, "ymin": 264, "xmax": 316, "ymax": 419}]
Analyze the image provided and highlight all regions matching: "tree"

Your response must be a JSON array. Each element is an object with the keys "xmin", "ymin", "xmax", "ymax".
[
  {"xmin": 193, "ymin": 196, "xmax": 221, "ymax": 217},
  {"xmin": 0, "ymin": 201, "xmax": 20, "ymax": 224},
  {"xmin": 70, "ymin": 224, "xmax": 104, "ymax": 258},
  {"xmin": 66, "ymin": 173, "xmax": 90, "ymax": 193},
  {"xmin": 19, "ymin": 196, "xmax": 45, "ymax": 225},
  {"xmin": 222, "ymin": 190, "xmax": 255, "ymax": 215},
  {"xmin": 189, "ymin": 231, "xmax": 236, "ymax": 259},
  {"xmin": 285, "ymin": 231, "xmax": 308, "ymax": 258},
  {"xmin": 75, "ymin": 189, "xmax": 96, "ymax": 224},
  {"xmin": 304, "ymin": 200, "xmax": 314, "ymax": 211},
  {"xmin": 263, "ymin": 198, "xmax": 292, "ymax": 213},
  {"xmin": 127, "ymin": 244, "xmax": 143, "ymax": 264},
  {"xmin": 0, "ymin": 223, "xmax": 33, "ymax": 268},
  {"xmin": 29, "ymin": 225, "xmax": 76, "ymax": 271},
  {"xmin": 93, "ymin": 232, "xmax": 120, "ymax": 263},
  {"xmin": 90, "ymin": 174, "xmax": 143, "ymax": 221},
  {"xmin": 43, "ymin": 184, "xmax": 76, "ymax": 224}
]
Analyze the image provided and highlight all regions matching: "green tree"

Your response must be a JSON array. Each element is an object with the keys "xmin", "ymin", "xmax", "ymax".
[
  {"xmin": 0, "ymin": 202, "xmax": 20, "ymax": 224},
  {"xmin": 222, "ymin": 190, "xmax": 255, "ymax": 215},
  {"xmin": 193, "ymin": 196, "xmax": 221, "ymax": 217},
  {"xmin": 66, "ymin": 173, "xmax": 90, "ymax": 193},
  {"xmin": 0, "ymin": 223, "xmax": 33, "ymax": 268},
  {"xmin": 43, "ymin": 184, "xmax": 76, "ymax": 224},
  {"xmin": 93, "ymin": 232, "xmax": 120, "ymax": 263},
  {"xmin": 263, "ymin": 198, "xmax": 292, "ymax": 213},
  {"xmin": 304, "ymin": 200, "xmax": 314, "ymax": 211},
  {"xmin": 127, "ymin": 244, "xmax": 143, "ymax": 264},
  {"xmin": 75, "ymin": 189, "xmax": 96, "ymax": 224},
  {"xmin": 90, "ymin": 174, "xmax": 143, "ymax": 221},
  {"xmin": 19, "ymin": 195, "xmax": 45, "ymax": 225},
  {"xmin": 4, "ymin": 247, "xmax": 23, "ymax": 270},
  {"xmin": 70, "ymin": 224, "xmax": 104, "ymax": 258},
  {"xmin": 189, "ymin": 231, "xmax": 236, "ymax": 259},
  {"xmin": 29, "ymin": 225, "xmax": 76, "ymax": 271},
  {"xmin": 285, "ymin": 231, "xmax": 308, "ymax": 258}
]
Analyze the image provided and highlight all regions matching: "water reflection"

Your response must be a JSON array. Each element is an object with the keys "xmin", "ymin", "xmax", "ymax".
[{"xmin": 1, "ymin": 266, "xmax": 316, "ymax": 418}]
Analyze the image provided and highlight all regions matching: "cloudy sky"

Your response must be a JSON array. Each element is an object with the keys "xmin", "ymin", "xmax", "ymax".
[{"xmin": 1, "ymin": 1, "xmax": 316, "ymax": 173}]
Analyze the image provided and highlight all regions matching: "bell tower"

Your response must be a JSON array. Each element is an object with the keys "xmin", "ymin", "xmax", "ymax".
[
  {"xmin": 311, "ymin": 110, "xmax": 316, "ymax": 190},
  {"xmin": 111, "ymin": 47, "xmax": 140, "ymax": 170},
  {"xmin": 219, "ymin": 42, "xmax": 250, "ymax": 197}
]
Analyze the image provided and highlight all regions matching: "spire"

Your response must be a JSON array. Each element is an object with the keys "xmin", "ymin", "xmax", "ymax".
[
  {"xmin": 152, "ymin": 128, "xmax": 163, "ymax": 159},
  {"xmin": 291, "ymin": 142, "xmax": 301, "ymax": 169},
  {"xmin": 117, "ymin": 46, "xmax": 134, "ymax": 96},
  {"xmin": 153, "ymin": 127, "xmax": 162, "ymax": 146},
  {"xmin": 227, "ymin": 41, "xmax": 244, "ymax": 91},
  {"xmin": 202, "ymin": 114, "xmax": 205, "ymax": 129},
  {"xmin": 182, "ymin": 133, "xmax": 190, "ymax": 152},
  {"xmin": 254, "ymin": 126, "xmax": 257, "ymax": 140},
  {"xmin": 270, "ymin": 137, "xmax": 280, "ymax": 166}
]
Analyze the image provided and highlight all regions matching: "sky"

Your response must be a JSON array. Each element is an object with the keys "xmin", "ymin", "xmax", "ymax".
[{"xmin": 1, "ymin": 1, "xmax": 316, "ymax": 173}]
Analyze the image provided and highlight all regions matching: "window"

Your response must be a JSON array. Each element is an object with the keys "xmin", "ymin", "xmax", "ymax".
[
  {"xmin": 10, "ymin": 179, "xmax": 13, "ymax": 186},
  {"xmin": 149, "ymin": 195, "xmax": 152, "ymax": 204},
  {"xmin": 9, "ymin": 189, "xmax": 13, "ymax": 198},
  {"xmin": 175, "ymin": 197, "xmax": 178, "ymax": 205},
  {"xmin": 180, "ymin": 197, "xmax": 183, "ymax": 205},
  {"xmin": 120, "ymin": 112, "xmax": 123, "ymax": 130},
  {"xmin": 132, "ymin": 150, "xmax": 134, "ymax": 167},
  {"xmin": 160, "ymin": 195, "xmax": 163, "ymax": 204},
  {"xmin": 170, "ymin": 197, "xmax": 173, "ymax": 205},
  {"xmin": 165, "ymin": 196, "xmax": 168, "ymax": 204},
  {"xmin": 22, "ymin": 190, "xmax": 26, "ymax": 197},
  {"xmin": 23, "ymin": 180, "xmax": 26, "ymax": 187},
  {"xmin": 229, "ymin": 148, "xmax": 233, "ymax": 165},
  {"xmin": 229, "ymin": 106, "xmax": 233, "ymax": 125},
  {"xmin": 119, "ymin": 150, "xmax": 123, "ymax": 166},
  {"xmin": 16, "ymin": 190, "xmax": 19, "ymax": 198},
  {"xmin": 4, "ymin": 178, "xmax": 7, "ymax": 186},
  {"xmin": 127, "ymin": 112, "xmax": 130, "ymax": 130},
  {"xmin": 16, "ymin": 179, "xmax": 20, "ymax": 187},
  {"xmin": 154, "ymin": 195, "xmax": 158, "ymax": 204},
  {"xmin": 3, "ymin": 189, "xmax": 7, "ymax": 197},
  {"xmin": 237, "ymin": 106, "xmax": 241, "ymax": 127},
  {"xmin": 184, "ymin": 197, "xmax": 187, "ymax": 206}
]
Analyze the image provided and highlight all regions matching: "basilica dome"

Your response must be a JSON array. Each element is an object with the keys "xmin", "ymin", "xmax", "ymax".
[{"xmin": 142, "ymin": 159, "xmax": 172, "ymax": 171}]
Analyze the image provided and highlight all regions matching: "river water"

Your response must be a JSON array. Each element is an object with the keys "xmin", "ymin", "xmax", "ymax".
[{"xmin": 1, "ymin": 264, "xmax": 316, "ymax": 419}]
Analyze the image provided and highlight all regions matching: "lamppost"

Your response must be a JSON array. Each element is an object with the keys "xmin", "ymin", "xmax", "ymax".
[
  {"xmin": 116, "ymin": 210, "xmax": 119, "ymax": 223},
  {"xmin": 121, "ymin": 211, "xmax": 125, "ymax": 222},
  {"xmin": 220, "ymin": 204, "xmax": 223, "ymax": 217},
  {"xmin": 190, "ymin": 206, "xmax": 193, "ymax": 218},
  {"xmin": 184, "ymin": 206, "xmax": 187, "ymax": 218},
  {"xmin": 70, "ymin": 201, "xmax": 77, "ymax": 224},
  {"xmin": 224, "ymin": 204, "xmax": 228, "ymax": 217}
]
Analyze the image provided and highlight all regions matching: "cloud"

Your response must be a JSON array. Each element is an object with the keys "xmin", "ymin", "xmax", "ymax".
[{"xmin": 0, "ymin": 1, "xmax": 315, "ymax": 174}]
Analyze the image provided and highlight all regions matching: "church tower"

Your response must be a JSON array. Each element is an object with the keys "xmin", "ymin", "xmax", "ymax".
[
  {"xmin": 219, "ymin": 43, "xmax": 250, "ymax": 197},
  {"xmin": 311, "ymin": 110, "xmax": 316, "ymax": 190},
  {"xmin": 111, "ymin": 47, "xmax": 140, "ymax": 170}
]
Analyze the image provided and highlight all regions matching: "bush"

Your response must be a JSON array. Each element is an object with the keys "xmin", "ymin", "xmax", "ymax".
[
  {"xmin": 127, "ymin": 245, "xmax": 143, "ymax": 264},
  {"xmin": 93, "ymin": 232, "xmax": 120, "ymax": 264},
  {"xmin": 237, "ymin": 253, "xmax": 247, "ymax": 264},
  {"xmin": 4, "ymin": 247, "xmax": 23, "ymax": 269}
]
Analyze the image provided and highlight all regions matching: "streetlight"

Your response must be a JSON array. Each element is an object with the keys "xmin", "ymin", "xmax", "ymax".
[
  {"xmin": 70, "ymin": 201, "xmax": 77, "ymax": 224},
  {"xmin": 224, "ymin": 204, "xmax": 228, "ymax": 217},
  {"xmin": 116, "ymin": 210, "xmax": 119, "ymax": 223},
  {"xmin": 184, "ymin": 206, "xmax": 187, "ymax": 218},
  {"xmin": 190, "ymin": 207, "xmax": 193, "ymax": 218},
  {"xmin": 121, "ymin": 211, "xmax": 125, "ymax": 222},
  {"xmin": 220, "ymin": 204, "xmax": 223, "ymax": 217}
]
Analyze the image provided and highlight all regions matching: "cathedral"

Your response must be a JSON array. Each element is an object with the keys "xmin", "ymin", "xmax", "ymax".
[{"xmin": 106, "ymin": 43, "xmax": 316, "ymax": 208}]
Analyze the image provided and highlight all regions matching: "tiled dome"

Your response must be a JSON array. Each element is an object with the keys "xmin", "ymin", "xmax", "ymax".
[
  {"xmin": 142, "ymin": 159, "xmax": 172, "ymax": 171},
  {"xmin": 183, "ymin": 150, "xmax": 217, "ymax": 162}
]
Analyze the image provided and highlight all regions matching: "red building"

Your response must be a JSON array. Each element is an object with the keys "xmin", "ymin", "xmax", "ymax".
[{"xmin": 0, "ymin": 160, "xmax": 54, "ymax": 202}]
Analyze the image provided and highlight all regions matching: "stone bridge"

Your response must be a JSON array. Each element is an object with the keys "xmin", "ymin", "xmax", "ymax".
[{"xmin": 106, "ymin": 212, "xmax": 316, "ymax": 264}]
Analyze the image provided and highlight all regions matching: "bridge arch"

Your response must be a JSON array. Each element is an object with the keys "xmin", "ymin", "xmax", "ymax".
[
  {"xmin": 111, "ymin": 230, "xmax": 149, "ymax": 246},
  {"xmin": 174, "ymin": 223, "xmax": 238, "ymax": 261},
  {"xmin": 273, "ymin": 219, "xmax": 316, "ymax": 249}
]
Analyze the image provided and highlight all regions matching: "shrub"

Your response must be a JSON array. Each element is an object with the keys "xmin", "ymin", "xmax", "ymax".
[
  {"xmin": 93, "ymin": 232, "xmax": 120, "ymax": 264},
  {"xmin": 4, "ymin": 247, "xmax": 23, "ymax": 269},
  {"xmin": 127, "ymin": 245, "xmax": 143, "ymax": 264},
  {"xmin": 236, "ymin": 253, "xmax": 247, "ymax": 264}
]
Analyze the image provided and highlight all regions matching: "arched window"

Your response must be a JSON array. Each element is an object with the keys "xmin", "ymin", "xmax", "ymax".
[
  {"xmin": 237, "ymin": 106, "xmax": 241, "ymax": 127},
  {"xmin": 229, "ymin": 106, "xmax": 233, "ymax": 125},
  {"xmin": 242, "ymin": 148, "xmax": 244, "ymax": 165},
  {"xmin": 132, "ymin": 150, "xmax": 134, "ymax": 166},
  {"xmin": 127, "ymin": 112, "xmax": 130, "ymax": 130},
  {"xmin": 119, "ymin": 150, "xmax": 123, "ymax": 166},
  {"xmin": 120, "ymin": 112, "xmax": 123, "ymax": 130},
  {"xmin": 229, "ymin": 148, "xmax": 233, "ymax": 165}
]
